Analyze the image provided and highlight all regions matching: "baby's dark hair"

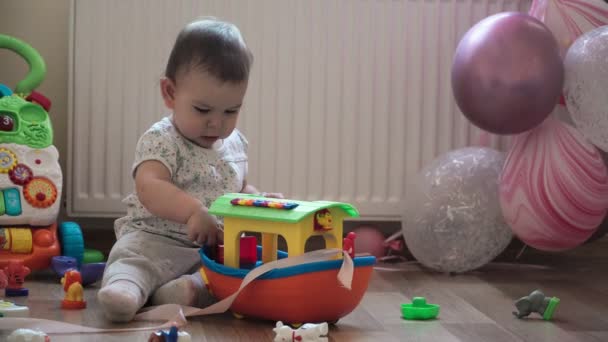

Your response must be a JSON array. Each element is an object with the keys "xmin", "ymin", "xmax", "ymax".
[{"xmin": 165, "ymin": 18, "xmax": 253, "ymax": 83}]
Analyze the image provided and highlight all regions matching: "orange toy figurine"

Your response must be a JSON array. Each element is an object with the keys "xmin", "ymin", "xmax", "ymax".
[
  {"xmin": 4, "ymin": 260, "xmax": 30, "ymax": 296},
  {"xmin": 343, "ymin": 232, "xmax": 356, "ymax": 258},
  {"xmin": 61, "ymin": 269, "xmax": 86, "ymax": 309}
]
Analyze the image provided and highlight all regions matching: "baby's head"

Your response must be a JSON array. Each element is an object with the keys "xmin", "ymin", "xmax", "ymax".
[{"xmin": 161, "ymin": 18, "xmax": 253, "ymax": 148}]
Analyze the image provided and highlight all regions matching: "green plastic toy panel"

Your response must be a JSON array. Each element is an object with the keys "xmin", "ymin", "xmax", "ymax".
[
  {"xmin": 0, "ymin": 95, "xmax": 53, "ymax": 148},
  {"xmin": 209, "ymin": 193, "xmax": 360, "ymax": 223}
]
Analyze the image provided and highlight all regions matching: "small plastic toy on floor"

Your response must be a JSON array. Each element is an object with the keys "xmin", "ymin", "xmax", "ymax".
[
  {"xmin": 7, "ymin": 329, "xmax": 49, "ymax": 342},
  {"xmin": 4, "ymin": 260, "xmax": 30, "ymax": 296},
  {"xmin": 273, "ymin": 321, "xmax": 329, "ymax": 342},
  {"xmin": 513, "ymin": 289, "xmax": 560, "ymax": 320},
  {"xmin": 147, "ymin": 326, "xmax": 192, "ymax": 342},
  {"xmin": 60, "ymin": 269, "xmax": 86, "ymax": 309},
  {"xmin": 401, "ymin": 297, "xmax": 440, "ymax": 320},
  {"xmin": 0, "ymin": 299, "xmax": 29, "ymax": 317}
]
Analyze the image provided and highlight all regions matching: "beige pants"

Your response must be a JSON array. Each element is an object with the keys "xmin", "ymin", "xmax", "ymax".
[{"xmin": 101, "ymin": 230, "xmax": 202, "ymax": 299}]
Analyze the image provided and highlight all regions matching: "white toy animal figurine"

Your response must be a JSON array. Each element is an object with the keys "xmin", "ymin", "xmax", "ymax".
[
  {"xmin": 7, "ymin": 329, "xmax": 49, "ymax": 342},
  {"xmin": 273, "ymin": 321, "xmax": 329, "ymax": 342}
]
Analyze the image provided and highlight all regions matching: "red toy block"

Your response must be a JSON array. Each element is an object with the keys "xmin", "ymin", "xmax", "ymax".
[
  {"xmin": 239, "ymin": 236, "xmax": 257, "ymax": 265},
  {"xmin": 217, "ymin": 236, "xmax": 257, "ymax": 267}
]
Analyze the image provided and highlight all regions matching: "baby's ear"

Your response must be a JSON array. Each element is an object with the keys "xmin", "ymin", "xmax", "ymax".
[{"xmin": 160, "ymin": 77, "xmax": 176, "ymax": 109}]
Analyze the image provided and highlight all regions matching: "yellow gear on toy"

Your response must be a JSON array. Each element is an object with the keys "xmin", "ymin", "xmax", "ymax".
[
  {"xmin": 0, "ymin": 148, "xmax": 17, "ymax": 173},
  {"xmin": 8, "ymin": 228, "xmax": 32, "ymax": 253}
]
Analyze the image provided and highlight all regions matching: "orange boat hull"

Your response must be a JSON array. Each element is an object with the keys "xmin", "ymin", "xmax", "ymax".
[{"xmin": 200, "ymin": 259, "xmax": 374, "ymax": 324}]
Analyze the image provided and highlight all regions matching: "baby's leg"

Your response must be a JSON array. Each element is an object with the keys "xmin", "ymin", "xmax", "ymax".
[
  {"xmin": 151, "ymin": 270, "xmax": 216, "ymax": 308},
  {"xmin": 98, "ymin": 231, "xmax": 201, "ymax": 322},
  {"xmin": 97, "ymin": 279, "xmax": 144, "ymax": 322}
]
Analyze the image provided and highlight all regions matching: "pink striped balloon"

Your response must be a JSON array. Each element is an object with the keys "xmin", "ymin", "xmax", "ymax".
[
  {"xmin": 529, "ymin": 0, "xmax": 608, "ymax": 59},
  {"xmin": 499, "ymin": 117, "xmax": 608, "ymax": 251}
]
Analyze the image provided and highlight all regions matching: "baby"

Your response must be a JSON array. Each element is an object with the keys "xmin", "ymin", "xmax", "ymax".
[{"xmin": 97, "ymin": 18, "xmax": 281, "ymax": 322}]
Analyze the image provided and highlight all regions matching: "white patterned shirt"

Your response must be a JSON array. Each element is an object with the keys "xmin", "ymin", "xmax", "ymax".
[{"xmin": 114, "ymin": 116, "xmax": 248, "ymax": 245}]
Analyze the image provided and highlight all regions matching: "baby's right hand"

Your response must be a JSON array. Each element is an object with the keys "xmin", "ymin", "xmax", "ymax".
[{"xmin": 186, "ymin": 206, "xmax": 223, "ymax": 246}]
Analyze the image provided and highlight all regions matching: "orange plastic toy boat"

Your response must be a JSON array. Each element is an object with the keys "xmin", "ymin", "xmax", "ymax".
[
  {"xmin": 199, "ymin": 193, "xmax": 376, "ymax": 324},
  {"xmin": 200, "ymin": 247, "xmax": 375, "ymax": 324}
]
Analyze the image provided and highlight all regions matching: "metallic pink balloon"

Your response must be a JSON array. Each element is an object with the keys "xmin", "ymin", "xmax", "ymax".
[{"xmin": 452, "ymin": 12, "xmax": 564, "ymax": 135}]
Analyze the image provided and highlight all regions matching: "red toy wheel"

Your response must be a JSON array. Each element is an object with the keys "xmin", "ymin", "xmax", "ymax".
[
  {"xmin": 26, "ymin": 91, "xmax": 51, "ymax": 111},
  {"xmin": 9, "ymin": 164, "xmax": 33, "ymax": 185}
]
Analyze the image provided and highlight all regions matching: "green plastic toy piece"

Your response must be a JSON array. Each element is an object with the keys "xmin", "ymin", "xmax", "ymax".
[
  {"xmin": 0, "ymin": 95, "xmax": 53, "ymax": 148},
  {"xmin": 401, "ymin": 297, "xmax": 440, "ymax": 320},
  {"xmin": 0, "ymin": 35, "xmax": 52, "ymax": 148},
  {"xmin": 0, "ymin": 193, "xmax": 5, "ymax": 216},
  {"xmin": 513, "ymin": 289, "xmax": 560, "ymax": 321},
  {"xmin": 542, "ymin": 297, "xmax": 560, "ymax": 321},
  {"xmin": 0, "ymin": 34, "xmax": 46, "ymax": 94},
  {"xmin": 209, "ymin": 193, "xmax": 359, "ymax": 223},
  {"xmin": 83, "ymin": 248, "xmax": 105, "ymax": 264}
]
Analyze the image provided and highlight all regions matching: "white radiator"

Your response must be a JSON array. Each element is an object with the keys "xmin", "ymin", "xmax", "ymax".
[{"xmin": 68, "ymin": 0, "xmax": 530, "ymax": 218}]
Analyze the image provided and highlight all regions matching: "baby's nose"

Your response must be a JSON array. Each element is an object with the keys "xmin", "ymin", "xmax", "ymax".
[{"xmin": 206, "ymin": 117, "xmax": 221, "ymax": 129}]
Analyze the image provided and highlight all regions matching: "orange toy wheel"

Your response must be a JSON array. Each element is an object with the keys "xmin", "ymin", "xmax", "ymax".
[{"xmin": 23, "ymin": 177, "xmax": 57, "ymax": 208}]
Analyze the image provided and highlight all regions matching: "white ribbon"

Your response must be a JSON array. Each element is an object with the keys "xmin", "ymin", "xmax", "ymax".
[{"xmin": 0, "ymin": 249, "xmax": 354, "ymax": 336}]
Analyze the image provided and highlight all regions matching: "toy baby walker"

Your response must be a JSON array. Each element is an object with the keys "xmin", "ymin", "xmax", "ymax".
[
  {"xmin": 199, "ymin": 193, "xmax": 376, "ymax": 325},
  {"xmin": 0, "ymin": 34, "xmax": 105, "ymax": 284}
]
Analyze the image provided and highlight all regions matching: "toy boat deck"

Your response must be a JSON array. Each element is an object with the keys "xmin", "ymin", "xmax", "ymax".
[{"xmin": 199, "ymin": 246, "xmax": 375, "ymax": 324}]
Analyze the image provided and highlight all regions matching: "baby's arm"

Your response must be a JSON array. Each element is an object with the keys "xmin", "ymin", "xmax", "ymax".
[
  {"xmin": 135, "ymin": 160, "xmax": 222, "ymax": 245},
  {"xmin": 240, "ymin": 178, "xmax": 260, "ymax": 195},
  {"xmin": 241, "ymin": 178, "xmax": 284, "ymax": 199}
]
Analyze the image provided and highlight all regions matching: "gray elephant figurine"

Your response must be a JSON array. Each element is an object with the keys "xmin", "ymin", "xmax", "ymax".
[{"xmin": 513, "ymin": 290, "xmax": 560, "ymax": 320}]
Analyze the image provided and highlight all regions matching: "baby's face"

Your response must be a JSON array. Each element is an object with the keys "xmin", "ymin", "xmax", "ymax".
[{"xmin": 162, "ymin": 70, "xmax": 248, "ymax": 148}]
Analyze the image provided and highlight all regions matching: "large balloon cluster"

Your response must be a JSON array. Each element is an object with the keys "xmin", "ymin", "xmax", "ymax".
[{"xmin": 403, "ymin": 0, "xmax": 608, "ymax": 273}]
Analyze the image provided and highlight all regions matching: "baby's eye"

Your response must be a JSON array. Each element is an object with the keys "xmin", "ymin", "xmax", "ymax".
[
  {"xmin": 225, "ymin": 109, "xmax": 239, "ymax": 115},
  {"xmin": 193, "ymin": 106, "xmax": 210, "ymax": 114}
]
